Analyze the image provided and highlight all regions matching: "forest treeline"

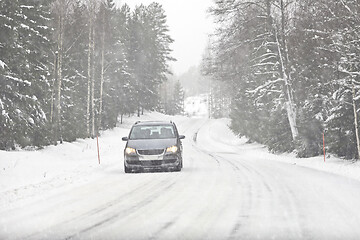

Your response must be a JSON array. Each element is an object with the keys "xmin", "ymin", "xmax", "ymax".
[
  {"xmin": 0, "ymin": 0, "xmax": 179, "ymax": 150},
  {"xmin": 203, "ymin": 0, "xmax": 360, "ymax": 159}
]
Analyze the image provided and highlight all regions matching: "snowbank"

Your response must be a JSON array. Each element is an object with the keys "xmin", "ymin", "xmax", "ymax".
[
  {"xmin": 0, "ymin": 112, "xmax": 187, "ymax": 207},
  {"xmin": 205, "ymin": 118, "xmax": 360, "ymax": 182}
]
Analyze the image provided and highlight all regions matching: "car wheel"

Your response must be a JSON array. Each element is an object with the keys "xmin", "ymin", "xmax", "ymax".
[
  {"xmin": 124, "ymin": 164, "xmax": 131, "ymax": 173},
  {"xmin": 174, "ymin": 161, "xmax": 182, "ymax": 172}
]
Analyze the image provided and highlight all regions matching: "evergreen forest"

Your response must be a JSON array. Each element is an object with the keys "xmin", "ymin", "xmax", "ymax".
[
  {"xmin": 203, "ymin": 0, "xmax": 360, "ymax": 159},
  {"xmin": 2, "ymin": 0, "xmax": 360, "ymax": 160},
  {"xmin": 0, "ymin": 0, "xmax": 176, "ymax": 150}
]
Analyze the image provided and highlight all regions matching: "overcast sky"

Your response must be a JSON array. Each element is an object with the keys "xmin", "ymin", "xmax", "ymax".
[{"xmin": 115, "ymin": 0, "xmax": 215, "ymax": 76}]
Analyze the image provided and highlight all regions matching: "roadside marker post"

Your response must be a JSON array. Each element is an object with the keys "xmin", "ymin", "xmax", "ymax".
[
  {"xmin": 323, "ymin": 132, "xmax": 325, "ymax": 163},
  {"xmin": 97, "ymin": 135, "xmax": 101, "ymax": 164}
]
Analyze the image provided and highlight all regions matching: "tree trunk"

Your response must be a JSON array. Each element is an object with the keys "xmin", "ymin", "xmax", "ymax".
[
  {"xmin": 164, "ymin": 82, "xmax": 167, "ymax": 114},
  {"xmin": 266, "ymin": 0, "xmax": 272, "ymax": 31},
  {"xmin": 275, "ymin": 7, "xmax": 299, "ymax": 141},
  {"xmin": 98, "ymin": 20, "xmax": 105, "ymax": 134},
  {"xmin": 91, "ymin": 19, "xmax": 96, "ymax": 138},
  {"xmin": 86, "ymin": 13, "xmax": 92, "ymax": 138},
  {"xmin": 352, "ymin": 78, "xmax": 360, "ymax": 159},
  {"xmin": 55, "ymin": 11, "xmax": 64, "ymax": 144},
  {"xmin": 50, "ymin": 52, "xmax": 57, "ymax": 124},
  {"xmin": 51, "ymin": 51, "xmax": 58, "ymax": 144}
]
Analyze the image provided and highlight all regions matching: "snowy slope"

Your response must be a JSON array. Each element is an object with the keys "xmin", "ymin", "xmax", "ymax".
[
  {"xmin": 0, "ymin": 112, "xmax": 186, "ymax": 208},
  {"xmin": 197, "ymin": 118, "xmax": 360, "ymax": 182}
]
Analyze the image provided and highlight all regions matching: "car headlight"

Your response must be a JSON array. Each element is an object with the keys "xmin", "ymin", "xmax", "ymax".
[
  {"xmin": 125, "ymin": 147, "xmax": 136, "ymax": 155},
  {"xmin": 166, "ymin": 145, "xmax": 178, "ymax": 153}
]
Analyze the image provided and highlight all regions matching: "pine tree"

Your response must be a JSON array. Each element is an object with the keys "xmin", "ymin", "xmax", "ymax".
[
  {"xmin": 0, "ymin": 0, "xmax": 53, "ymax": 149},
  {"xmin": 321, "ymin": 0, "xmax": 360, "ymax": 159},
  {"xmin": 102, "ymin": 3, "xmax": 134, "ymax": 127},
  {"xmin": 127, "ymin": 4, "xmax": 175, "ymax": 116},
  {"xmin": 169, "ymin": 80, "xmax": 184, "ymax": 115}
]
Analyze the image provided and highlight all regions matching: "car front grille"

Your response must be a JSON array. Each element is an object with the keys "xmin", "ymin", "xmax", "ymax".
[
  {"xmin": 127, "ymin": 159, "xmax": 177, "ymax": 166},
  {"xmin": 137, "ymin": 149, "xmax": 164, "ymax": 155}
]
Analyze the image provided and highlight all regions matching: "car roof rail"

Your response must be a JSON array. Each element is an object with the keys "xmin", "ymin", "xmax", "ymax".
[{"xmin": 135, "ymin": 121, "xmax": 141, "ymax": 125}]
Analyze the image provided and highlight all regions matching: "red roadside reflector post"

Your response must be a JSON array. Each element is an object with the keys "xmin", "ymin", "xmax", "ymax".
[
  {"xmin": 323, "ymin": 132, "xmax": 325, "ymax": 163},
  {"xmin": 97, "ymin": 135, "xmax": 101, "ymax": 164}
]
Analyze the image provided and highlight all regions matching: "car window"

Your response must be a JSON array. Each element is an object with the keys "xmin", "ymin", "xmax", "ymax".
[{"xmin": 129, "ymin": 125, "xmax": 175, "ymax": 139}]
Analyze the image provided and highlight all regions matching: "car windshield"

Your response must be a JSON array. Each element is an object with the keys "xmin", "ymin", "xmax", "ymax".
[{"xmin": 129, "ymin": 125, "xmax": 175, "ymax": 140}]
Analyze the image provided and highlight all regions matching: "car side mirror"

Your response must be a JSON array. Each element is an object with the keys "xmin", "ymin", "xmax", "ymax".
[
  {"xmin": 122, "ymin": 137, "xmax": 128, "ymax": 141},
  {"xmin": 179, "ymin": 135, "xmax": 185, "ymax": 140}
]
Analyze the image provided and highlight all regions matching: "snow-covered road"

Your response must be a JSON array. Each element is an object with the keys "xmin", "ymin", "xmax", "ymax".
[{"xmin": 1, "ymin": 116, "xmax": 360, "ymax": 239}]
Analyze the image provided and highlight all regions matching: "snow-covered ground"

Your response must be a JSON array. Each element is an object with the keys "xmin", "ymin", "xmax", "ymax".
[
  {"xmin": 1, "ymin": 111, "xmax": 360, "ymax": 239},
  {"xmin": 0, "ymin": 112, "xmax": 186, "ymax": 208},
  {"xmin": 184, "ymin": 94, "xmax": 208, "ymax": 118},
  {"xmin": 198, "ymin": 118, "xmax": 360, "ymax": 182}
]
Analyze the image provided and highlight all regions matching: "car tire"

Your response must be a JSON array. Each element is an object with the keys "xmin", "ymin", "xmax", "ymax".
[
  {"xmin": 174, "ymin": 161, "xmax": 182, "ymax": 172},
  {"xmin": 124, "ymin": 164, "xmax": 131, "ymax": 173}
]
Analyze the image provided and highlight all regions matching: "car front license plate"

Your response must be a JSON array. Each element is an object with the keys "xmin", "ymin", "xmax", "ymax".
[{"xmin": 139, "ymin": 155, "xmax": 162, "ymax": 161}]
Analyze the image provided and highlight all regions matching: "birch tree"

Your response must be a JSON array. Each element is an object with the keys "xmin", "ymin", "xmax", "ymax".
[
  {"xmin": 51, "ymin": 0, "xmax": 70, "ymax": 144},
  {"xmin": 97, "ymin": 0, "xmax": 116, "ymax": 134},
  {"xmin": 86, "ymin": 0, "xmax": 98, "ymax": 138},
  {"xmin": 274, "ymin": 0, "xmax": 299, "ymax": 140},
  {"xmin": 208, "ymin": 0, "xmax": 297, "ymax": 150},
  {"xmin": 98, "ymin": 4, "xmax": 106, "ymax": 133},
  {"xmin": 206, "ymin": 0, "xmax": 360, "ymax": 158}
]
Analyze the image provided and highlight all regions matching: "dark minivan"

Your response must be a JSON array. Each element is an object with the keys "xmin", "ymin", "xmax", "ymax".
[{"xmin": 122, "ymin": 121, "xmax": 185, "ymax": 173}]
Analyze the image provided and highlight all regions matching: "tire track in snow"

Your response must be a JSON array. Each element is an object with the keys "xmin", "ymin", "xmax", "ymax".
[
  {"xmin": 60, "ymin": 118, "xmax": 207, "ymax": 239},
  {"xmin": 216, "ymin": 153, "xmax": 305, "ymax": 239},
  {"xmin": 20, "ymin": 119, "xmax": 207, "ymax": 240},
  {"xmin": 64, "ymin": 180, "xmax": 178, "ymax": 240},
  {"xmin": 101, "ymin": 118, "xmax": 228, "ymax": 240},
  {"xmin": 205, "ymin": 153, "xmax": 253, "ymax": 239},
  {"xmin": 159, "ymin": 119, "xmax": 245, "ymax": 239},
  {"xmin": 24, "ymin": 170, "xmax": 180, "ymax": 240},
  {"xmin": 106, "ymin": 120, "xmax": 220, "ymax": 239}
]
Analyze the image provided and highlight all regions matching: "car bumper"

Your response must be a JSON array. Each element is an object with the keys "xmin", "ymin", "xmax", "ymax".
[{"xmin": 124, "ymin": 154, "xmax": 181, "ymax": 170}]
